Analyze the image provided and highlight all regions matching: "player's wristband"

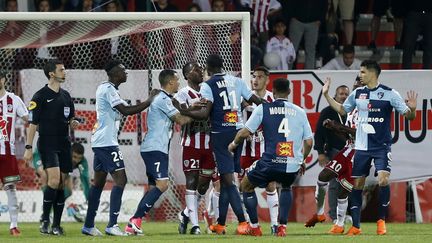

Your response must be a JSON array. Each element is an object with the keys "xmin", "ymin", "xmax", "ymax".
[{"xmin": 25, "ymin": 145, "xmax": 32, "ymax": 149}]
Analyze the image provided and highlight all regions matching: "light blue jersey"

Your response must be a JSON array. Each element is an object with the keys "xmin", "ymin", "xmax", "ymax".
[
  {"xmin": 343, "ymin": 84, "xmax": 410, "ymax": 151},
  {"xmin": 200, "ymin": 73, "xmax": 253, "ymax": 133},
  {"xmin": 140, "ymin": 90, "xmax": 179, "ymax": 154},
  {"xmin": 92, "ymin": 82, "xmax": 127, "ymax": 148},
  {"xmin": 245, "ymin": 99, "xmax": 313, "ymax": 173}
]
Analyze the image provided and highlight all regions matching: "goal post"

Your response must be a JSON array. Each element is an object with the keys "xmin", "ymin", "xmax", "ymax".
[{"xmin": 0, "ymin": 12, "xmax": 250, "ymax": 223}]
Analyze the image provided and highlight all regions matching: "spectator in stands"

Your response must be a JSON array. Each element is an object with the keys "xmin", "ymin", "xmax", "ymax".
[
  {"xmin": 152, "ymin": 0, "xmax": 178, "ymax": 12},
  {"xmin": 241, "ymin": 0, "xmax": 282, "ymax": 52},
  {"xmin": 266, "ymin": 18, "xmax": 296, "ymax": 70},
  {"xmin": 321, "ymin": 45, "xmax": 361, "ymax": 70},
  {"xmin": 36, "ymin": 0, "xmax": 50, "ymax": 11},
  {"xmin": 188, "ymin": 3, "xmax": 202, "ymax": 12},
  {"xmin": 316, "ymin": 0, "xmax": 340, "ymax": 66},
  {"xmin": 332, "ymin": 0, "xmax": 355, "ymax": 45},
  {"xmin": 211, "ymin": 0, "xmax": 226, "ymax": 12},
  {"xmin": 193, "ymin": 0, "xmax": 211, "ymax": 12},
  {"xmin": 5, "ymin": 0, "xmax": 17, "ymax": 11},
  {"xmin": 104, "ymin": 0, "xmax": 123, "ymax": 12},
  {"xmin": 286, "ymin": 0, "xmax": 327, "ymax": 69},
  {"xmin": 402, "ymin": 0, "xmax": 432, "ymax": 69},
  {"xmin": 369, "ymin": 0, "xmax": 405, "ymax": 52}
]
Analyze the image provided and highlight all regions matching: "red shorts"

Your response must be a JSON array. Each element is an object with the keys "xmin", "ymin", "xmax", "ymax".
[
  {"xmin": 182, "ymin": 146, "xmax": 216, "ymax": 173},
  {"xmin": 239, "ymin": 156, "xmax": 260, "ymax": 180},
  {"xmin": 325, "ymin": 146, "xmax": 355, "ymax": 192},
  {"xmin": 0, "ymin": 154, "xmax": 21, "ymax": 184}
]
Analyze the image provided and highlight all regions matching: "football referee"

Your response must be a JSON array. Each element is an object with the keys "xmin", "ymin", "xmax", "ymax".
[{"xmin": 23, "ymin": 59, "xmax": 79, "ymax": 235}]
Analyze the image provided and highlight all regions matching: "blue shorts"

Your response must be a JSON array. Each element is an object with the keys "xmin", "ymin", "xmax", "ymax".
[
  {"xmin": 352, "ymin": 147, "xmax": 392, "ymax": 177},
  {"xmin": 210, "ymin": 131, "xmax": 243, "ymax": 175},
  {"xmin": 92, "ymin": 146, "xmax": 125, "ymax": 173},
  {"xmin": 141, "ymin": 151, "xmax": 169, "ymax": 185},
  {"xmin": 247, "ymin": 160, "xmax": 298, "ymax": 189}
]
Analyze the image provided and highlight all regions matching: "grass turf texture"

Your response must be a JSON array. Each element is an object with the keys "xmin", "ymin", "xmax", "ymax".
[{"xmin": 0, "ymin": 222, "xmax": 431, "ymax": 243}]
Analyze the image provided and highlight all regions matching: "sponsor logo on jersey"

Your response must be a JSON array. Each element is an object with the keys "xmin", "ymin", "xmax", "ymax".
[
  {"xmin": 223, "ymin": 111, "xmax": 238, "ymax": 123},
  {"xmin": 276, "ymin": 141, "xmax": 293, "ymax": 157}
]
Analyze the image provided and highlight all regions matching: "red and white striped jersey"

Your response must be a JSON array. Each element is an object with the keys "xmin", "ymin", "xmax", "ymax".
[
  {"xmin": 242, "ymin": 0, "xmax": 282, "ymax": 33},
  {"xmin": 241, "ymin": 90, "xmax": 274, "ymax": 157},
  {"xmin": 345, "ymin": 108, "xmax": 358, "ymax": 146},
  {"xmin": 174, "ymin": 86, "xmax": 211, "ymax": 149},
  {"xmin": 0, "ymin": 92, "xmax": 28, "ymax": 155}
]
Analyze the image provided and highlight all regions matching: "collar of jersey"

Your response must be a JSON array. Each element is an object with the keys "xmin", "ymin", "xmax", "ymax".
[
  {"xmin": 161, "ymin": 89, "xmax": 173, "ymax": 98},
  {"xmin": 103, "ymin": 81, "xmax": 119, "ymax": 90}
]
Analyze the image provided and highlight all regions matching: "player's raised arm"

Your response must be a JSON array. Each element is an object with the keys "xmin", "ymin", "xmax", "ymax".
[
  {"xmin": 115, "ymin": 89, "xmax": 160, "ymax": 116},
  {"xmin": 228, "ymin": 128, "xmax": 252, "ymax": 153},
  {"xmin": 403, "ymin": 90, "xmax": 418, "ymax": 120},
  {"xmin": 322, "ymin": 77, "xmax": 347, "ymax": 116}
]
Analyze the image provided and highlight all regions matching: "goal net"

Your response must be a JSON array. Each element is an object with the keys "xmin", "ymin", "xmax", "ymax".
[{"xmin": 0, "ymin": 12, "xmax": 250, "ymax": 223}]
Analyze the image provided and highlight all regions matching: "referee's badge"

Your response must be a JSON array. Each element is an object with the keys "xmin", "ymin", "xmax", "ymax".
[{"xmin": 64, "ymin": 107, "xmax": 70, "ymax": 118}]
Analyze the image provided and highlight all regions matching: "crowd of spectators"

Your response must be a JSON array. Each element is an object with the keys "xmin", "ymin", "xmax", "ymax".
[{"xmin": 0, "ymin": 0, "xmax": 431, "ymax": 70}]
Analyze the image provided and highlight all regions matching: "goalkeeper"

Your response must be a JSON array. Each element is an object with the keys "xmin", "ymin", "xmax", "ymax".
[{"xmin": 32, "ymin": 142, "xmax": 90, "ymax": 222}]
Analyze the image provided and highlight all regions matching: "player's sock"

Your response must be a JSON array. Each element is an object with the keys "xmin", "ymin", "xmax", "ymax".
[
  {"xmin": 278, "ymin": 188, "xmax": 292, "ymax": 225},
  {"xmin": 185, "ymin": 189, "xmax": 198, "ymax": 227},
  {"xmin": 42, "ymin": 186, "xmax": 57, "ymax": 222},
  {"xmin": 133, "ymin": 187, "xmax": 163, "ymax": 218},
  {"xmin": 64, "ymin": 187, "xmax": 72, "ymax": 200},
  {"xmin": 217, "ymin": 185, "xmax": 229, "ymax": 225},
  {"xmin": 107, "ymin": 185, "xmax": 124, "ymax": 227},
  {"xmin": 197, "ymin": 191, "xmax": 204, "ymax": 206},
  {"xmin": 5, "ymin": 184, "xmax": 18, "ymax": 228},
  {"xmin": 53, "ymin": 189, "xmax": 65, "ymax": 227},
  {"xmin": 212, "ymin": 191, "xmax": 220, "ymax": 220},
  {"xmin": 266, "ymin": 190, "xmax": 279, "ymax": 226},
  {"xmin": 227, "ymin": 185, "xmax": 246, "ymax": 222},
  {"xmin": 336, "ymin": 197, "xmax": 348, "ymax": 227},
  {"xmin": 84, "ymin": 186, "xmax": 103, "ymax": 228},
  {"xmin": 243, "ymin": 192, "xmax": 258, "ymax": 224},
  {"xmin": 350, "ymin": 189, "xmax": 363, "ymax": 228},
  {"xmin": 316, "ymin": 180, "xmax": 328, "ymax": 215},
  {"xmin": 378, "ymin": 185, "xmax": 390, "ymax": 220}
]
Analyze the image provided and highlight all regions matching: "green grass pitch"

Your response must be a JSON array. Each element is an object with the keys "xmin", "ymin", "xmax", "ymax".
[{"xmin": 0, "ymin": 222, "xmax": 431, "ymax": 243}]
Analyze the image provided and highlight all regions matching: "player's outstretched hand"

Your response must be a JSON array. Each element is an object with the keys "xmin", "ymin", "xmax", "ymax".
[
  {"xmin": 70, "ymin": 119, "xmax": 80, "ymax": 130},
  {"xmin": 322, "ymin": 77, "xmax": 331, "ymax": 96},
  {"xmin": 23, "ymin": 149, "xmax": 33, "ymax": 165},
  {"xmin": 405, "ymin": 90, "xmax": 418, "ymax": 111},
  {"xmin": 190, "ymin": 99, "xmax": 207, "ymax": 110}
]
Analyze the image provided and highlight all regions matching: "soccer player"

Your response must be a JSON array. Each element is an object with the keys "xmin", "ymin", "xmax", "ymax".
[
  {"xmin": 81, "ymin": 59, "xmax": 159, "ymax": 236},
  {"xmin": 174, "ymin": 62, "xmax": 220, "ymax": 235},
  {"xmin": 125, "ymin": 69, "xmax": 194, "ymax": 235},
  {"xmin": 323, "ymin": 60, "xmax": 417, "ymax": 235},
  {"xmin": 177, "ymin": 54, "xmax": 262, "ymax": 235},
  {"xmin": 32, "ymin": 142, "xmax": 90, "ymax": 222},
  {"xmin": 305, "ymin": 77, "xmax": 363, "ymax": 234},
  {"xmin": 240, "ymin": 66, "xmax": 279, "ymax": 234},
  {"xmin": 23, "ymin": 59, "xmax": 79, "ymax": 235},
  {"xmin": 228, "ymin": 77, "xmax": 313, "ymax": 237},
  {"xmin": 0, "ymin": 71, "xmax": 28, "ymax": 236}
]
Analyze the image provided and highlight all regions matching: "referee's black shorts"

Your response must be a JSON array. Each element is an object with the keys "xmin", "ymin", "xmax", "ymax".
[{"xmin": 37, "ymin": 136, "xmax": 72, "ymax": 173}]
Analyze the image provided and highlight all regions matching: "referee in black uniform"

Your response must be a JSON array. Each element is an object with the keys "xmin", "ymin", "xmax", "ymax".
[{"xmin": 24, "ymin": 59, "xmax": 79, "ymax": 235}]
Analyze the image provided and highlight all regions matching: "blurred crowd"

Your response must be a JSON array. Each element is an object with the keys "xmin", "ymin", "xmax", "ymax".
[{"xmin": 0, "ymin": 0, "xmax": 431, "ymax": 70}]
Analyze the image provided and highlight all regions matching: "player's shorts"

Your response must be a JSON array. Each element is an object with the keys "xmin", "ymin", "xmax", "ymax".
[
  {"xmin": 247, "ymin": 160, "xmax": 298, "ymax": 189},
  {"xmin": 239, "ymin": 156, "xmax": 260, "ymax": 180},
  {"xmin": 92, "ymin": 146, "xmax": 125, "ymax": 173},
  {"xmin": 324, "ymin": 145, "xmax": 355, "ymax": 192},
  {"xmin": 141, "ymin": 151, "xmax": 169, "ymax": 186},
  {"xmin": 373, "ymin": 0, "xmax": 405, "ymax": 17},
  {"xmin": 352, "ymin": 147, "xmax": 392, "ymax": 177},
  {"xmin": 38, "ymin": 136, "xmax": 72, "ymax": 173},
  {"xmin": 210, "ymin": 131, "xmax": 243, "ymax": 175},
  {"xmin": 210, "ymin": 168, "xmax": 220, "ymax": 182},
  {"xmin": 0, "ymin": 154, "xmax": 21, "ymax": 184},
  {"xmin": 332, "ymin": 0, "xmax": 355, "ymax": 20},
  {"xmin": 182, "ymin": 146, "xmax": 216, "ymax": 175}
]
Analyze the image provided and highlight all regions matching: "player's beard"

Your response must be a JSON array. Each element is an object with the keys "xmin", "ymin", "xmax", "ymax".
[{"xmin": 55, "ymin": 77, "xmax": 66, "ymax": 83}]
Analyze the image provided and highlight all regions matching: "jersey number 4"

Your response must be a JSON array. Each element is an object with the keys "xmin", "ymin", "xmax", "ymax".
[{"xmin": 278, "ymin": 118, "xmax": 291, "ymax": 137}]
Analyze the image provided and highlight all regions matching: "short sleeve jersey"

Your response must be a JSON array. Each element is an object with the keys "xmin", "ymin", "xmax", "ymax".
[
  {"xmin": 91, "ymin": 82, "xmax": 127, "ymax": 147},
  {"xmin": 343, "ymin": 84, "xmax": 410, "ymax": 151},
  {"xmin": 200, "ymin": 73, "xmax": 253, "ymax": 133},
  {"xmin": 28, "ymin": 85, "xmax": 74, "ymax": 137},
  {"xmin": 140, "ymin": 91, "xmax": 179, "ymax": 154},
  {"xmin": 245, "ymin": 99, "xmax": 313, "ymax": 172}
]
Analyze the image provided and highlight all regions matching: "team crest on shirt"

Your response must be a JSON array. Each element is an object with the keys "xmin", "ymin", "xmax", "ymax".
[
  {"xmin": 223, "ymin": 111, "xmax": 238, "ymax": 123},
  {"xmin": 276, "ymin": 141, "xmax": 293, "ymax": 157},
  {"xmin": 64, "ymin": 107, "xmax": 70, "ymax": 118},
  {"xmin": 7, "ymin": 104, "xmax": 13, "ymax": 113},
  {"xmin": 377, "ymin": 92, "xmax": 384, "ymax": 99}
]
